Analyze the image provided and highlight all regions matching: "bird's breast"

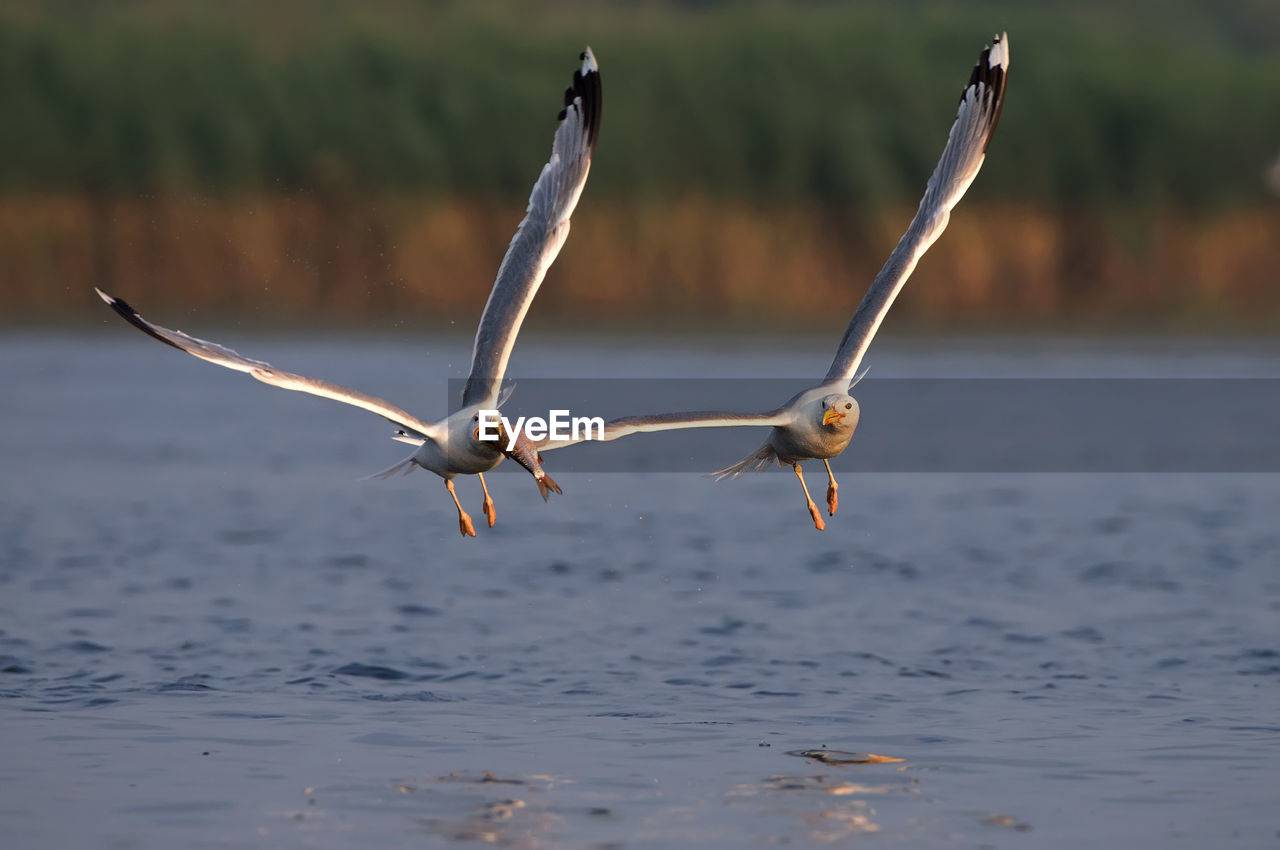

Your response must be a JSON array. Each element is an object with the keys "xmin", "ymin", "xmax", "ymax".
[
  {"xmin": 769, "ymin": 424, "xmax": 853, "ymax": 462},
  {"xmin": 412, "ymin": 439, "xmax": 502, "ymax": 476}
]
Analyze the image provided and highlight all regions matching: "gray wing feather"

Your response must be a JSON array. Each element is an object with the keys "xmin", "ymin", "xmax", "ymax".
[
  {"xmin": 823, "ymin": 33, "xmax": 1009, "ymax": 387},
  {"xmin": 461, "ymin": 49, "xmax": 602, "ymax": 408},
  {"xmin": 96, "ymin": 288, "xmax": 443, "ymax": 440},
  {"xmin": 540, "ymin": 409, "xmax": 790, "ymax": 451}
]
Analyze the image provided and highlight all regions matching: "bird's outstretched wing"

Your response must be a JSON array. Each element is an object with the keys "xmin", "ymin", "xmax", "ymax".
[
  {"xmin": 462, "ymin": 48, "xmax": 602, "ymax": 409},
  {"xmin": 823, "ymin": 33, "xmax": 1009, "ymax": 388},
  {"xmin": 540, "ymin": 409, "xmax": 790, "ymax": 451},
  {"xmin": 96, "ymin": 288, "xmax": 442, "ymax": 440}
]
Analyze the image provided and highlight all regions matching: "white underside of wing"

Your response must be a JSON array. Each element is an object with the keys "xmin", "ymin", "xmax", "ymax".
[
  {"xmin": 822, "ymin": 33, "xmax": 1010, "ymax": 389},
  {"xmin": 540, "ymin": 409, "xmax": 791, "ymax": 451},
  {"xmin": 96, "ymin": 288, "xmax": 443, "ymax": 441},
  {"xmin": 462, "ymin": 49, "xmax": 601, "ymax": 409}
]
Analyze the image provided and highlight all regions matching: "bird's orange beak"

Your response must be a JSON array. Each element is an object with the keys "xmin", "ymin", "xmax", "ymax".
[
  {"xmin": 822, "ymin": 408, "xmax": 846, "ymax": 427},
  {"xmin": 474, "ymin": 424, "xmax": 507, "ymax": 445}
]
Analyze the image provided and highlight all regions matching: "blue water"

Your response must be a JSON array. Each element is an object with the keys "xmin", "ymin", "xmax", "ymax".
[{"xmin": 2, "ymin": 332, "xmax": 1278, "ymax": 848}]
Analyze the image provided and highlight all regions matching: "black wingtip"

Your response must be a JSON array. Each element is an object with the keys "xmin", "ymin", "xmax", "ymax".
[
  {"xmin": 960, "ymin": 33, "xmax": 1009, "ymax": 153},
  {"xmin": 96, "ymin": 288, "xmax": 185, "ymax": 352},
  {"xmin": 558, "ymin": 46, "xmax": 602, "ymax": 148}
]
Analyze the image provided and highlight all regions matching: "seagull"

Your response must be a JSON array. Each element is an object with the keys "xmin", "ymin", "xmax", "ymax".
[
  {"xmin": 96, "ymin": 48, "xmax": 602, "ymax": 537},
  {"xmin": 541, "ymin": 35, "xmax": 1009, "ymax": 530}
]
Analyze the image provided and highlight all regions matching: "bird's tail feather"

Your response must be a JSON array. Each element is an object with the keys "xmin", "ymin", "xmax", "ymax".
[
  {"xmin": 364, "ymin": 454, "xmax": 418, "ymax": 481},
  {"xmin": 710, "ymin": 443, "xmax": 778, "ymax": 480}
]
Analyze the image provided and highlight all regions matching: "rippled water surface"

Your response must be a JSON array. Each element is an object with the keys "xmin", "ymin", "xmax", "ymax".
[{"xmin": 2, "ymin": 332, "xmax": 1279, "ymax": 849}]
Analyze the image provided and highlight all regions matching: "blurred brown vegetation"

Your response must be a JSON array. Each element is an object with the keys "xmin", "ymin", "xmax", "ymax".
[
  {"xmin": 8, "ymin": 195, "xmax": 1277, "ymax": 328},
  {"xmin": 2, "ymin": 0, "xmax": 1278, "ymax": 330}
]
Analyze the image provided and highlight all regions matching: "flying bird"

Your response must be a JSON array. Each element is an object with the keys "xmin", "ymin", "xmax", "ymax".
[
  {"xmin": 541, "ymin": 35, "xmax": 1009, "ymax": 530},
  {"xmin": 96, "ymin": 48, "xmax": 602, "ymax": 537}
]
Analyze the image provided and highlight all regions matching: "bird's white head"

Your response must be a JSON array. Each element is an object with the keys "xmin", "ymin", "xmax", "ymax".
[
  {"xmin": 470, "ymin": 411, "xmax": 507, "ymax": 451},
  {"xmin": 819, "ymin": 394, "xmax": 859, "ymax": 432}
]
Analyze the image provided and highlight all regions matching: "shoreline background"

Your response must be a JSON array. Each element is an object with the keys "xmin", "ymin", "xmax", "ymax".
[
  {"xmin": 3, "ymin": 0, "xmax": 1277, "ymax": 330},
  {"xmin": 8, "ymin": 197, "xmax": 1279, "ymax": 329}
]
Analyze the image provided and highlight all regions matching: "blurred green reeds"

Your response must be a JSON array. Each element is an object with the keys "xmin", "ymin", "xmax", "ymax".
[{"xmin": 2, "ymin": 1, "xmax": 1277, "ymax": 326}]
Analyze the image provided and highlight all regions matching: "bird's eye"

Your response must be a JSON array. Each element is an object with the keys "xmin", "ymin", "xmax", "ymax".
[{"xmin": 845, "ymin": 402, "xmax": 852, "ymax": 410}]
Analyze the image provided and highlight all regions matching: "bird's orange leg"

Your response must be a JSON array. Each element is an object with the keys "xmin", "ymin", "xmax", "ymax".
[
  {"xmin": 792, "ymin": 462, "xmax": 825, "ymax": 531},
  {"xmin": 477, "ymin": 472, "xmax": 497, "ymax": 528},
  {"xmin": 445, "ymin": 479, "xmax": 476, "ymax": 537},
  {"xmin": 822, "ymin": 459, "xmax": 839, "ymax": 516}
]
